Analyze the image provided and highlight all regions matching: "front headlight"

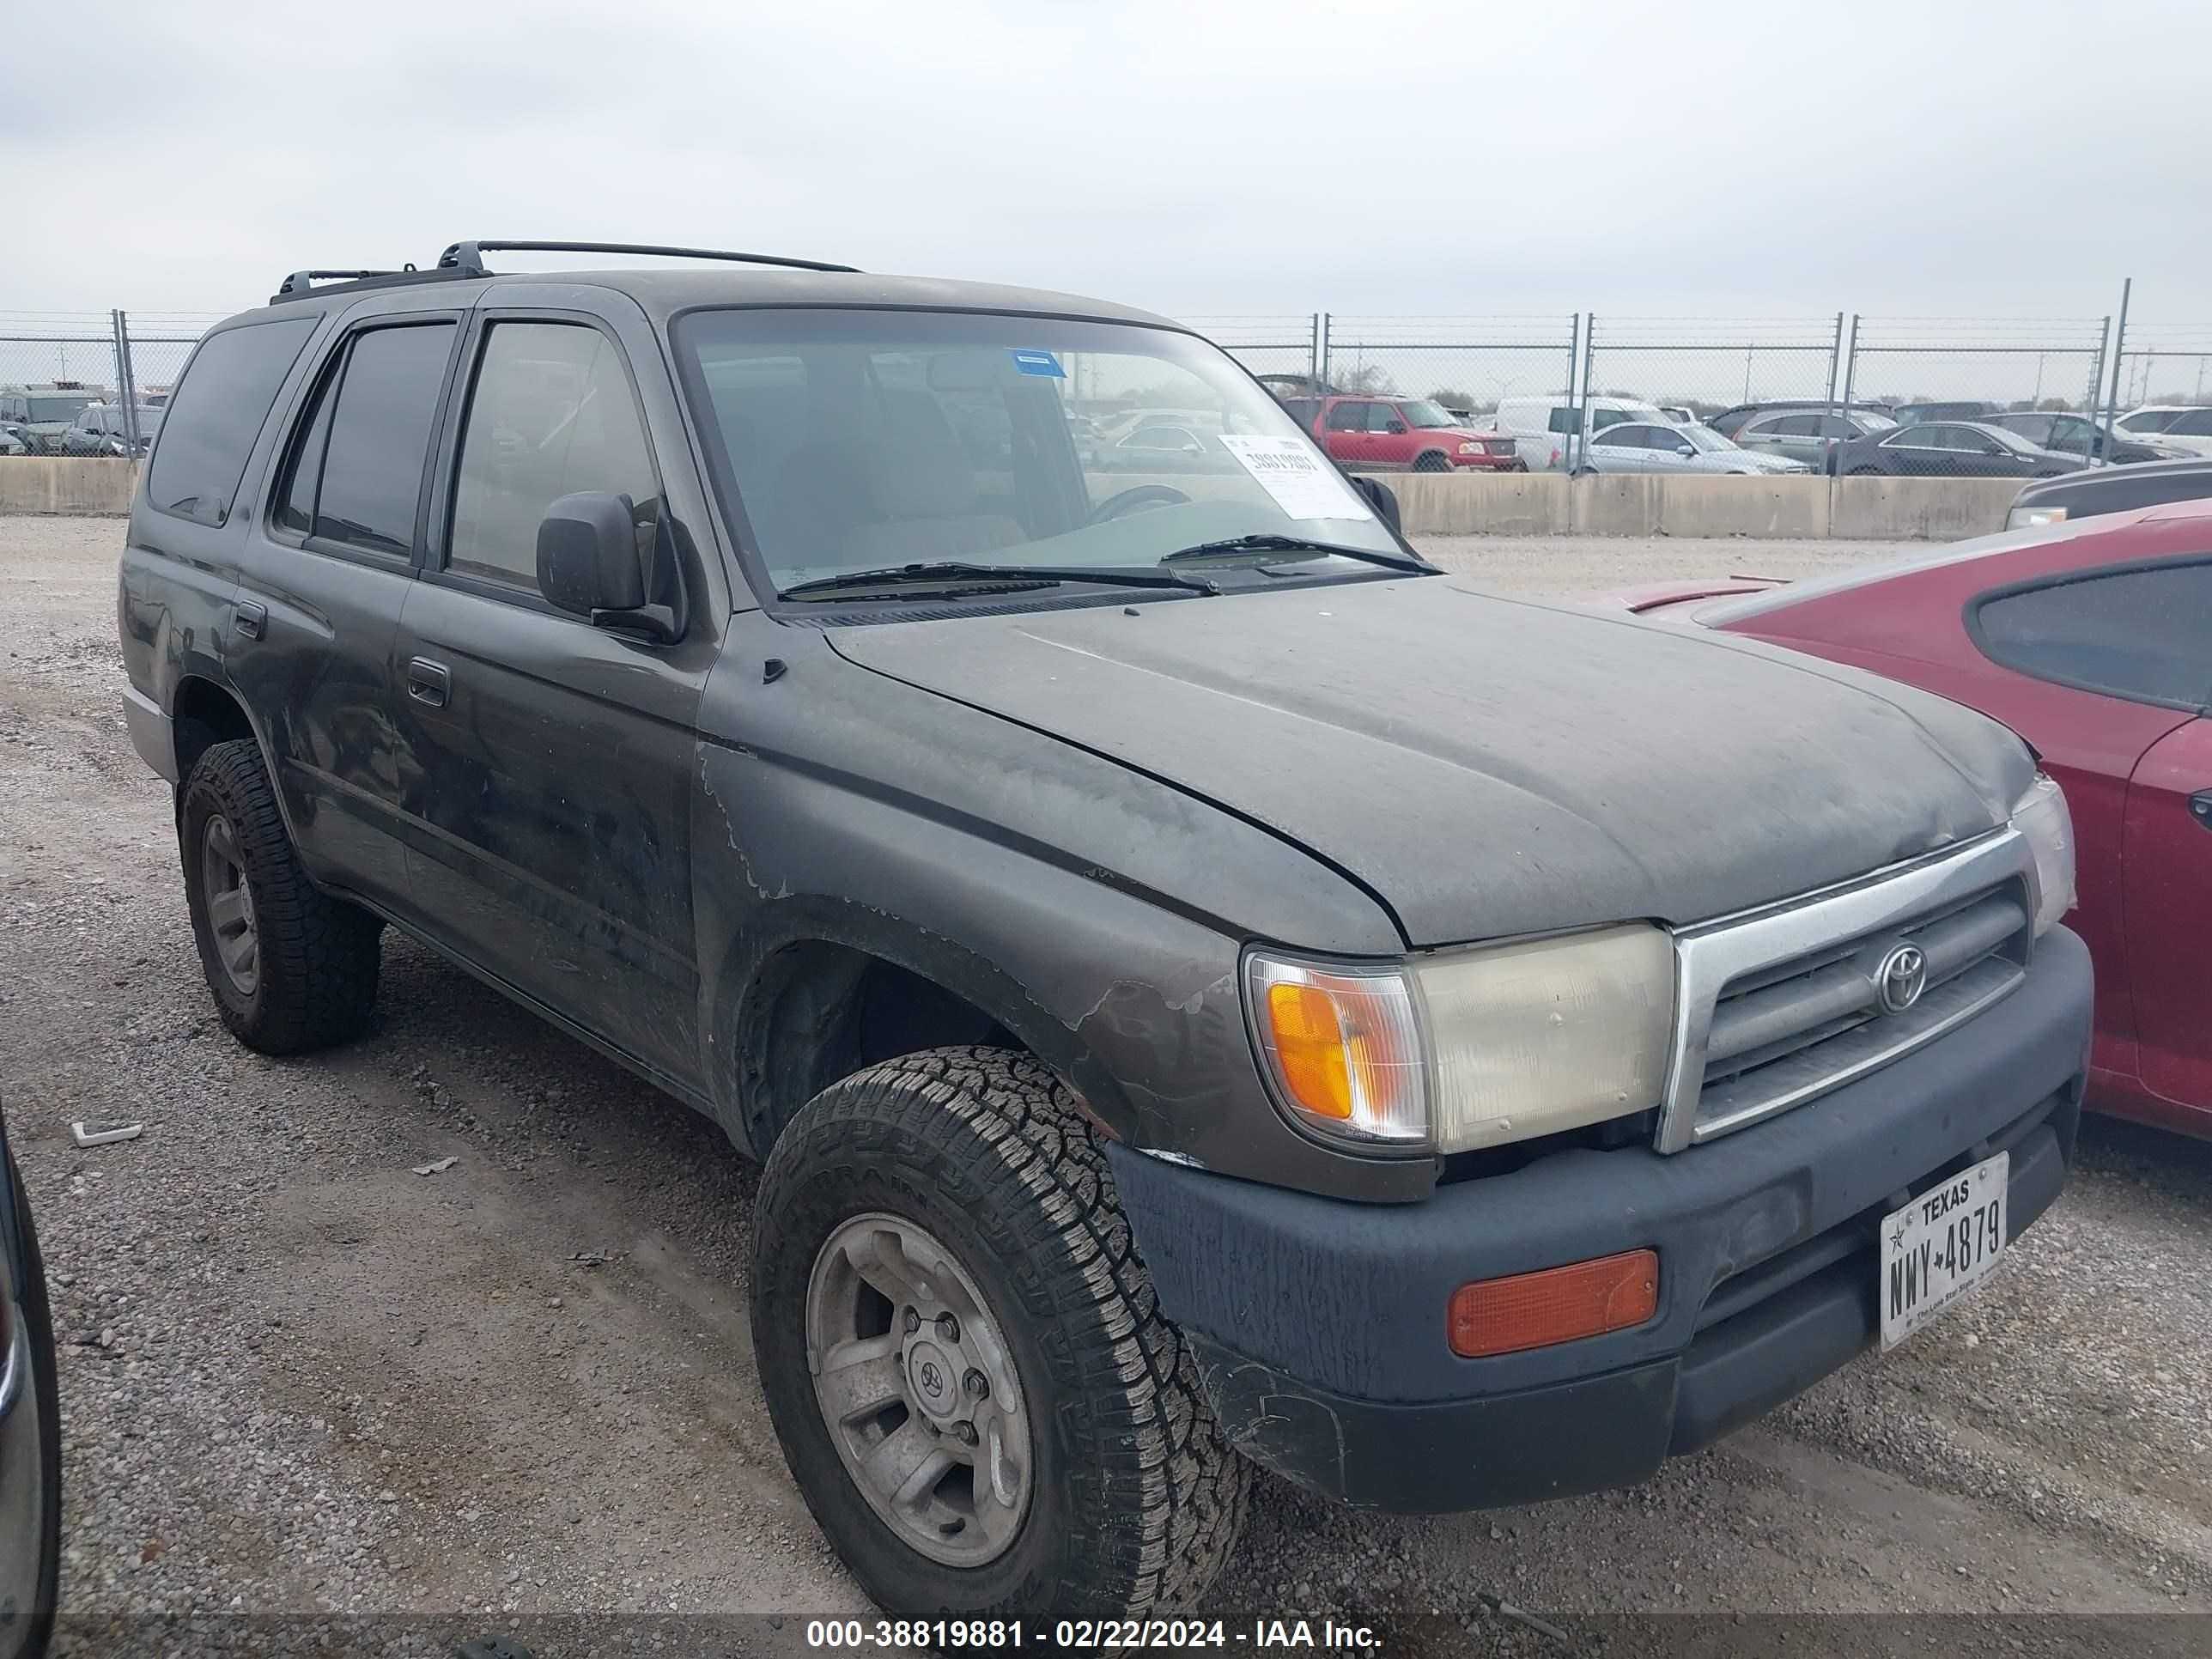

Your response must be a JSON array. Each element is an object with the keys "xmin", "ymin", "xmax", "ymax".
[
  {"xmin": 2012, "ymin": 772, "xmax": 2075, "ymax": 935},
  {"xmin": 1456, "ymin": 441, "xmax": 1483, "ymax": 455},
  {"xmin": 2006, "ymin": 504, "xmax": 2067, "ymax": 530},
  {"xmin": 1246, "ymin": 923, "xmax": 1676, "ymax": 1154}
]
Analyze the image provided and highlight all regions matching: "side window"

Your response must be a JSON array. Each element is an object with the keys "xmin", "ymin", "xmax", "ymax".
[
  {"xmin": 146, "ymin": 316, "xmax": 319, "ymax": 526},
  {"xmin": 282, "ymin": 323, "xmax": 456, "ymax": 556},
  {"xmin": 1772, "ymin": 414, "xmax": 1822, "ymax": 437},
  {"xmin": 447, "ymin": 322, "xmax": 659, "ymax": 592},
  {"xmin": 1367, "ymin": 404, "xmax": 1406, "ymax": 431},
  {"xmin": 2170, "ymin": 410, "xmax": 2212, "ymax": 437},
  {"xmin": 1325, "ymin": 401, "xmax": 1369, "ymax": 431},
  {"xmin": 1590, "ymin": 409, "xmax": 1632, "ymax": 430},
  {"xmin": 1546, "ymin": 407, "xmax": 1578, "ymax": 434},
  {"xmin": 1973, "ymin": 562, "xmax": 2212, "ymax": 708}
]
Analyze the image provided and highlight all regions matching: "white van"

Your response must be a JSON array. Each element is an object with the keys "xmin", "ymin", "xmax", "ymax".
[{"xmin": 1493, "ymin": 395, "xmax": 1674, "ymax": 471}]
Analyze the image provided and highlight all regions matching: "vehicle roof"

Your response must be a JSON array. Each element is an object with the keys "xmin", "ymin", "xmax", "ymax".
[
  {"xmin": 1692, "ymin": 495, "xmax": 2212, "ymax": 627},
  {"xmin": 2011, "ymin": 453, "xmax": 2212, "ymax": 506},
  {"xmin": 227, "ymin": 267, "xmax": 1186, "ymax": 334}
]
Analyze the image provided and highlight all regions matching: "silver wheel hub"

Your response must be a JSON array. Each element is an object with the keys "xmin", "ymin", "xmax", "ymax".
[
  {"xmin": 199, "ymin": 813, "xmax": 259, "ymax": 997},
  {"xmin": 805, "ymin": 1213, "xmax": 1033, "ymax": 1567}
]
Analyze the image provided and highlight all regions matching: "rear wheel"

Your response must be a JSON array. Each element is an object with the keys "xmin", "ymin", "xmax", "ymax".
[
  {"xmin": 180, "ymin": 739, "xmax": 382, "ymax": 1054},
  {"xmin": 751, "ymin": 1048, "xmax": 1249, "ymax": 1620}
]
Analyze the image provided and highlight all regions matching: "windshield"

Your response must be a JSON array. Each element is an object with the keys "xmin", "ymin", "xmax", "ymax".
[
  {"xmin": 1981, "ymin": 424, "xmax": 2040, "ymax": 454},
  {"xmin": 1856, "ymin": 411, "xmax": 1899, "ymax": 432},
  {"xmin": 1399, "ymin": 400, "xmax": 1457, "ymax": 428},
  {"xmin": 675, "ymin": 310, "xmax": 1401, "ymax": 599},
  {"xmin": 29, "ymin": 396, "xmax": 91, "ymax": 422},
  {"xmin": 1680, "ymin": 424, "xmax": 1739, "ymax": 453}
]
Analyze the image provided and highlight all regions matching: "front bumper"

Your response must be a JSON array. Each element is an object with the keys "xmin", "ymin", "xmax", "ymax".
[
  {"xmin": 1449, "ymin": 449, "xmax": 1522, "ymax": 471},
  {"xmin": 1110, "ymin": 924, "xmax": 2091, "ymax": 1511}
]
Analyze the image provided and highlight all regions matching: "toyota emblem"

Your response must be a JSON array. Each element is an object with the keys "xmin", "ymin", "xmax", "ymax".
[{"xmin": 1875, "ymin": 944, "xmax": 1928, "ymax": 1015}]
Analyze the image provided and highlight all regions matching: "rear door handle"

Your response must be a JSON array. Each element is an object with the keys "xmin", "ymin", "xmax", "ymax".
[
  {"xmin": 234, "ymin": 600, "xmax": 266, "ymax": 641},
  {"xmin": 407, "ymin": 657, "xmax": 450, "ymax": 708}
]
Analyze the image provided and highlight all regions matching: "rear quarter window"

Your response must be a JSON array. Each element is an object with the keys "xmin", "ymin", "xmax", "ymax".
[
  {"xmin": 146, "ymin": 316, "xmax": 319, "ymax": 526},
  {"xmin": 1970, "ymin": 559, "xmax": 2212, "ymax": 710}
]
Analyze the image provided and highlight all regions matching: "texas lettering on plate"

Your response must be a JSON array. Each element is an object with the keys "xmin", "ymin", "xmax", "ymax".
[{"xmin": 1880, "ymin": 1150, "xmax": 2008, "ymax": 1351}]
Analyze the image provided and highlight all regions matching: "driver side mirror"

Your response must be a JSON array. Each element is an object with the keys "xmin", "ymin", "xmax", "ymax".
[
  {"xmin": 1350, "ymin": 474, "xmax": 1401, "ymax": 532},
  {"xmin": 1676, "ymin": 443, "xmax": 1697, "ymax": 458},
  {"xmin": 537, "ymin": 491, "xmax": 678, "ymax": 643}
]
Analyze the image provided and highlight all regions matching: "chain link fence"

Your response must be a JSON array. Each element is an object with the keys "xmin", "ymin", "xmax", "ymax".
[
  {"xmin": 0, "ymin": 311, "xmax": 222, "ymax": 456},
  {"xmin": 4, "ymin": 301, "xmax": 2203, "ymax": 479}
]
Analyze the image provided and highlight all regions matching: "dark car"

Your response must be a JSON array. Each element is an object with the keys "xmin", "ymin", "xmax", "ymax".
[
  {"xmin": 1707, "ymin": 398, "xmax": 1893, "ymax": 441},
  {"xmin": 2, "ymin": 1099, "xmax": 61, "ymax": 1659},
  {"xmin": 1982, "ymin": 410, "xmax": 2182, "ymax": 467},
  {"xmin": 119, "ymin": 240, "xmax": 2088, "ymax": 1623},
  {"xmin": 1608, "ymin": 500, "xmax": 2212, "ymax": 1140},
  {"xmin": 2006, "ymin": 456, "xmax": 2212, "ymax": 530},
  {"xmin": 59, "ymin": 404, "xmax": 161, "ymax": 459},
  {"xmin": 0, "ymin": 388, "xmax": 104, "ymax": 457},
  {"xmin": 1892, "ymin": 400, "xmax": 2000, "ymax": 427},
  {"xmin": 1828, "ymin": 419, "xmax": 2077, "ymax": 478}
]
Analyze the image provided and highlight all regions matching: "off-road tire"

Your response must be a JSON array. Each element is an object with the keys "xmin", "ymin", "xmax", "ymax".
[
  {"xmin": 180, "ymin": 738, "xmax": 381, "ymax": 1054},
  {"xmin": 752, "ymin": 1047, "xmax": 1249, "ymax": 1620}
]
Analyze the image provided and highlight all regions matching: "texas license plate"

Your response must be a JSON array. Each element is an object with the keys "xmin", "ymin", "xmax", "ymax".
[{"xmin": 1880, "ymin": 1151, "xmax": 2008, "ymax": 1352}]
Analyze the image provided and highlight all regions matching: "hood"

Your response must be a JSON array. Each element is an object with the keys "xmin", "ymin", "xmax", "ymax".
[{"xmin": 826, "ymin": 577, "xmax": 2032, "ymax": 948}]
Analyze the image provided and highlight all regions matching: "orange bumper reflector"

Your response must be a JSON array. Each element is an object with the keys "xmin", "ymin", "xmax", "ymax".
[{"xmin": 1447, "ymin": 1249, "xmax": 1660, "ymax": 1358}]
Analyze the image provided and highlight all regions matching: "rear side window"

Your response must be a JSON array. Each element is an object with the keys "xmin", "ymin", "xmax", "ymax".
[
  {"xmin": 1325, "ymin": 401, "xmax": 1369, "ymax": 431},
  {"xmin": 1547, "ymin": 407, "xmax": 1577, "ymax": 434},
  {"xmin": 279, "ymin": 323, "xmax": 456, "ymax": 556},
  {"xmin": 1771, "ymin": 414, "xmax": 1822, "ymax": 437},
  {"xmin": 146, "ymin": 316, "xmax": 318, "ymax": 526},
  {"xmin": 1972, "ymin": 560, "xmax": 2212, "ymax": 709},
  {"xmin": 447, "ymin": 322, "xmax": 658, "ymax": 592}
]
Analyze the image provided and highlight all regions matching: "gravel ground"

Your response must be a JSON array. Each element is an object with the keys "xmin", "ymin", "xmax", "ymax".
[{"xmin": 3, "ymin": 516, "xmax": 2208, "ymax": 1656}]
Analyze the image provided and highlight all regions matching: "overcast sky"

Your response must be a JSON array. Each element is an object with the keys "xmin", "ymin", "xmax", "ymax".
[{"xmin": 6, "ymin": 1, "xmax": 2208, "ymax": 327}]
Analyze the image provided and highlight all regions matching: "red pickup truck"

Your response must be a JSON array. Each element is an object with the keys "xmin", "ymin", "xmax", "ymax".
[{"xmin": 1281, "ymin": 394, "xmax": 1524, "ymax": 473}]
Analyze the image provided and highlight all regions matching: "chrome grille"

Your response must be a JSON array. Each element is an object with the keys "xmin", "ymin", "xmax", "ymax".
[{"xmin": 1655, "ymin": 830, "xmax": 2037, "ymax": 1153}]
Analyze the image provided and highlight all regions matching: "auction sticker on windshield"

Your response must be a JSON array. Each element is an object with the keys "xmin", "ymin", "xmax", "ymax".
[
  {"xmin": 1218, "ymin": 434, "xmax": 1374, "ymax": 521},
  {"xmin": 1880, "ymin": 1151, "xmax": 2008, "ymax": 1351}
]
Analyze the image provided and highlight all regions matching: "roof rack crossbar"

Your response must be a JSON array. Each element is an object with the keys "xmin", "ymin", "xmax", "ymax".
[
  {"xmin": 276, "ymin": 268, "xmax": 408, "ymax": 297},
  {"xmin": 436, "ymin": 240, "xmax": 860, "ymax": 276}
]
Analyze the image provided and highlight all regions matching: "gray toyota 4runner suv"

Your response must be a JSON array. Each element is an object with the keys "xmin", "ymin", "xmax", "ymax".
[{"xmin": 120, "ymin": 241, "xmax": 2092, "ymax": 1621}]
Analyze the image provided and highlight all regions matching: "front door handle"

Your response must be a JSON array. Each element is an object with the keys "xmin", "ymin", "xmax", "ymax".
[
  {"xmin": 2191, "ymin": 790, "xmax": 2212, "ymax": 830},
  {"xmin": 234, "ymin": 600, "xmax": 266, "ymax": 641},
  {"xmin": 407, "ymin": 657, "xmax": 451, "ymax": 708}
]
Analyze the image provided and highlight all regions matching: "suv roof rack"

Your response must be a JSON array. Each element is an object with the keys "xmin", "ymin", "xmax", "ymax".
[
  {"xmin": 435, "ymin": 240, "xmax": 860, "ymax": 276},
  {"xmin": 268, "ymin": 264, "xmax": 484, "ymax": 307}
]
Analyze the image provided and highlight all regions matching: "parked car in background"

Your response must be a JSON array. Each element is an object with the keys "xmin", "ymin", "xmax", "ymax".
[
  {"xmin": 1708, "ymin": 399, "xmax": 1894, "ymax": 440},
  {"xmin": 0, "ymin": 386, "xmax": 106, "ymax": 456},
  {"xmin": 1579, "ymin": 420, "xmax": 1810, "ymax": 476},
  {"xmin": 1606, "ymin": 500, "xmax": 2212, "ymax": 1140},
  {"xmin": 1827, "ymin": 419, "xmax": 2075, "ymax": 477},
  {"xmin": 2, "ymin": 1096, "xmax": 62, "ymax": 1659},
  {"xmin": 0, "ymin": 428, "xmax": 26, "ymax": 459},
  {"xmin": 2006, "ymin": 457, "xmax": 2212, "ymax": 530},
  {"xmin": 1492, "ymin": 394, "xmax": 1671, "ymax": 471},
  {"xmin": 1893, "ymin": 400, "xmax": 2000, "ymax": 427},
  {"xmin": 1657, "ymin": 404, "xmax": 1698, "ymax": 425},
  {"xmin": 60, "ymin": 403, "xmax": 161, "ymax": 458},
  {"xmin": 1983, "ymin": 410, "xmax": 2183, "ymax": 466},
  {"xmin": 1732, "ymin": 406, "xmax": 1899, "ymax": 467},
  {"xmin": 1307, "ymin": 395, "xmax": 1522, "ymax": 471},
  {"xmin": 2112, "ymin": 404, "xmax": 2212, "ymax": 458}
]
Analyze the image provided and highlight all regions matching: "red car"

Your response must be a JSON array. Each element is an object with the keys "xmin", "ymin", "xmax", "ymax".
[
  {"xmin": 1608, "ymin": 499, "xmax": 2212, "ymax": 1139},
  {"xmin": 1283, "ymin": 394, "xmax": 1524, "ymax": 473}
]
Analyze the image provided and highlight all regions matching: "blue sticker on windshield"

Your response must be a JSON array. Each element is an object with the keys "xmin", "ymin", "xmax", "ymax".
[{"xmin": 1010, "ymin": 349, "xmax": 1066, "ymax": 379}]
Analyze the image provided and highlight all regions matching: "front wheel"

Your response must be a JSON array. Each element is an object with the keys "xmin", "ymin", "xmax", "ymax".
[
  {"xmin": 751, "ymin": 1048, "xmax": 1249, "ymax": 1620},
  {"xmin": 1412, "ymin": 451, "xmax": 1451, "ymax": 473}
]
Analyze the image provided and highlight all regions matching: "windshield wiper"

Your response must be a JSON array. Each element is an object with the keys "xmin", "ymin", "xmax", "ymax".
[
  {"xmin": 780, "ymin": 561, "xmax": 1219, "ymax": 601},
  {"xmin": 1160, "ymin": 534, "xmax": 1434, "ymax": 574}
]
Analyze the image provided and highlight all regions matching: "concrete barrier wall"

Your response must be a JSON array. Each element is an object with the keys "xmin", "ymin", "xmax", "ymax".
[
  {"xmin": 1393, "ymin": 471, "xmax": 2018, "ymax": 540},
  {"xmin": 2, "ymin": 457, "xmax": 2021, "ymax": 542},
  {"xmin": 0, "ymin": 459, "xmax": 141, "ymax": 516}
]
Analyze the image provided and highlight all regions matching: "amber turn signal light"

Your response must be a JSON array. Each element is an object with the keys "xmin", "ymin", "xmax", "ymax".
[{"xmin": 1447, "ymin": 1249, "xmax": 1660, "ymax": 1358}]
